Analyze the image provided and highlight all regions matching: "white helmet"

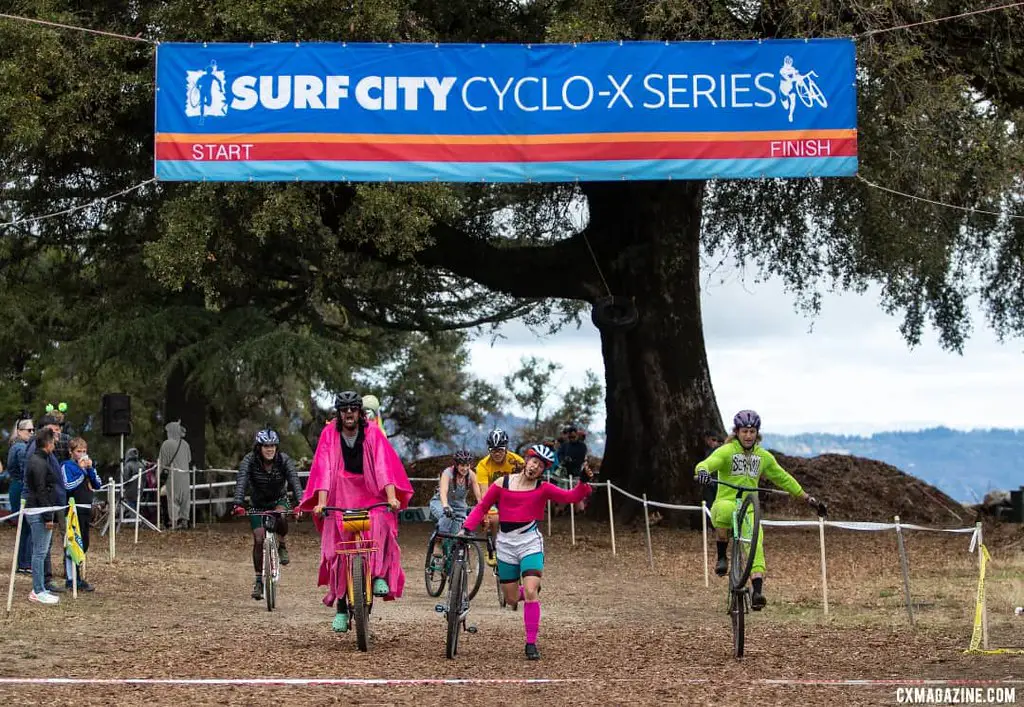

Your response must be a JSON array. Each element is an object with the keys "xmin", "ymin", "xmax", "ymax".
[{"xmin": 525, "ymin": 443, "xmax": 555, "ymax": 468}]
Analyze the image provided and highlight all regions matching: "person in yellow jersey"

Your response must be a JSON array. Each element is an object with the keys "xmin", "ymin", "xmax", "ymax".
[{"xmin": 475, "ymin": 429, "xmax": 524, "ymax": 567}]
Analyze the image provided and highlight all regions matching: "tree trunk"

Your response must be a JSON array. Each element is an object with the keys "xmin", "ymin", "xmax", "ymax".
[
  {"xmin": 165, "ymin": 360, "xmax": 208, "ymax": 469},
  {"xmin": 584, "ymin": 181, "xmax": 726, "ymax": 523}
]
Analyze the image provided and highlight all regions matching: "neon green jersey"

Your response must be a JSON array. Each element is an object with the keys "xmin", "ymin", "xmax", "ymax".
[{"xmin": 695, "ymin": 439, "xmax": 804, "ymax": 502}]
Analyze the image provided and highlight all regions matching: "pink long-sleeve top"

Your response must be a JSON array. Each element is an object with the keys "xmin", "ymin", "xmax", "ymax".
[{"xmin": 463, "ymin": 478, "xmax": 593, "ymax": 532}]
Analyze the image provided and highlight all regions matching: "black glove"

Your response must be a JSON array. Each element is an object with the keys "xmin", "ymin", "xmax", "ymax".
[
  {"xmin": 696, "ymin": 469, "xmax": 713, "ymax": 486},
  {"xmin": 807, "ymin": 496, "xmax": 827, "ymax": 517},
  {"xmin": 443, "ymin": 506, "xmax": 454, "ymax": 519}
]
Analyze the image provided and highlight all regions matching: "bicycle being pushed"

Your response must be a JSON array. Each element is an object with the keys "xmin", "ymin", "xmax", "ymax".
[
  {"xmin": 318, "ymin": 501, "xmax": 391, "ymax": 652},
  {"xmin": 712, "ymin": 478, "xmax": 827, "ymax": 658},
  {"xmin": 432, "ymin": 531, "xmax": 491, "ymax": 658}
]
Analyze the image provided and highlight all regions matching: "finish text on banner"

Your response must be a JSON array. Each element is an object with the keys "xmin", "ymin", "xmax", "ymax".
[{"xmin": 154, "ymin": 40, "xmax": 857, "ymax": 183}]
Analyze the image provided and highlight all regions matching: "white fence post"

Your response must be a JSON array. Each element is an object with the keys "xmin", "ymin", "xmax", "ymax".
[
  {"xmin": 701, "ymin": 500, "xmax": 709, "ymax": 588},
  {"xmin": 134, "ymin": 471, "xmax": 142, "ymax": 544},
  {"xmin": 894, "ymin": 514, "xmax": 914, "ymax": 626},
  {"xmin": 108, "ymin": 478, "xmax": 116, "ymax": 563},
  {"xmin": 156, "ymin": 459, "xmax": 162, "ymax": 531},
  {"xmin": 976, "ymin": 521, "xmax": 988, "ymax": 649},
  {"xmin": 569, "ymin": 476, "xmax": 576, "ymax": 546},
  {"xmin": 6, "ymin": 500, "xmax": 26, "ymax": 613},
  {"xmin": 818, "ymin": 515, "xmax": 829, "ymax": 616},
  {"xmin": 643, "ymin": 493, "xmax": 654, "ymax": 570},
  {"xmin": 606, "ymin": 482, "xmax": 616, "ymax": 556},
  {"xmin": 191, "ymin": 466, "xmax": 197, "ymax": 528}
]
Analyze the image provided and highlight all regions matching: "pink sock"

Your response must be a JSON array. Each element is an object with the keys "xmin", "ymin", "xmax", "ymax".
[{"xmin": 523, "ymin": 600, "xmax": 540, "ymax": 644}]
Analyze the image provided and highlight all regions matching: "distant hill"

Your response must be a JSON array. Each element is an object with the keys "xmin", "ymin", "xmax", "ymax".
[
  {"xmin": 393, "ymin": 418, "xmax": 1023, "ymax": 504},
  {"xmin": 762, "ymin": 427, "xmax": 1024, "ymax": 503}
]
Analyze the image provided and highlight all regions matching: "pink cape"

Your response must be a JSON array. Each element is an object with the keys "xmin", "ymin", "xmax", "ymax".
[{"xmin": 297, "ymin": 420, "xmax": 413, "ymax": 606}]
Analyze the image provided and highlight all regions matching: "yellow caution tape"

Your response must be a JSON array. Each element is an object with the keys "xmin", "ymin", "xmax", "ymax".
[{"xmin": 964, "ymin": 544, "xmax": 1024, "ymax": 655}]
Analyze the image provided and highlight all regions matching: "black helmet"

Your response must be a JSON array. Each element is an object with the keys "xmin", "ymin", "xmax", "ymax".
[
  {"xmin": 453, "ymin": 449, "xmax": 473, "ymax": 465},
  {"xmin": 561, "ymin": 421, "xmax": 578, "ymax": 434},
  {"xmin": 486, "ymin": 428, "xmax": 509, "ymax": 450},
  {"xmin": 335, "ymin": 391, "xmax": 362, "ymax": 410}
]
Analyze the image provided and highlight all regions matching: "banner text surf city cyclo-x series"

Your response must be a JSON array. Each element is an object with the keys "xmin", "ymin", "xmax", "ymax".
[{"xmin": 154, "ymin": 40, "xmax": 857, "ymax": 183}]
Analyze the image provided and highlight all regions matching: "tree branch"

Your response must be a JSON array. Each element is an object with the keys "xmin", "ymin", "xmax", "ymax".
[{"xmin": 412, "ymin": 220, "xmax": 598, "ymax": 301}]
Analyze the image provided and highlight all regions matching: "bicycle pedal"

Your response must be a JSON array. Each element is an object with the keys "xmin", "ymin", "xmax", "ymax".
[
  {"xmin": 466, "ymin": 625, "xmax": 478, "ymax": 634},
  {"xmin": 434, "ymin": 604, "xmax": 446, "ymax": 613}
]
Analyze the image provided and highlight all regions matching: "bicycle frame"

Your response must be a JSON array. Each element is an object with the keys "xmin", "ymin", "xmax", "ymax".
[{"xmin": 321, "ymin": 502, "xmax": 391, "ymax": 607}]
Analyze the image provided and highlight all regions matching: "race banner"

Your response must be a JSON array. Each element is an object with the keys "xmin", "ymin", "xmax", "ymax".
[{"xmin": 154, "ymin": 40, "xmax": 857, "ymax": 183}]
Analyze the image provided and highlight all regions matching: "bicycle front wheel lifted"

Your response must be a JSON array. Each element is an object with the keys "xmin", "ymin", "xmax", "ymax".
[{"xmin": 730, "ymin": 494, "xmax": 761, "ymax": 591}]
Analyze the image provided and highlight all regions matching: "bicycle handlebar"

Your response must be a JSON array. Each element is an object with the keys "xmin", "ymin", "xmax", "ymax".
[
  {"xmin": 434, "ymin": 531, "xmax": 489, "ymax": 542},
  {"xmin": 712, "ymin": 479, "xmax": 791, "ymax": 496},
  {"xmin": 319, "ymin": 502, "xmax": 393, "ymax": 515},
  {"xmin": 244, "ymin": 508, "xmax": 300, "ymax": 516}
]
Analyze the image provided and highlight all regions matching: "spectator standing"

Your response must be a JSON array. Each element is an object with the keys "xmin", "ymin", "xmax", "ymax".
[
  {"xmin": 24, "ymin": 415, "xmax": 67, "ymax": 590},
  {"xmin": 24, "ymin": 428, "xmax": 62, "ymax": 605},
  {"xmin": 61, "ymin": 437, "xmax": 102, "ymax": 592},
  {"xmin": 6, "ymin": 418, "xmax": 34, "ymax": 571},
  {"xmin": 159, "ymin": 421, "xmax": 192, "ymax": 530}
]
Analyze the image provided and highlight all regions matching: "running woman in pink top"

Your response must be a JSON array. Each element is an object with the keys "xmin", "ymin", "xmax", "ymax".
[{"xmin": 462, "ymin": 443, "xmax": 592, "ymax": 661}]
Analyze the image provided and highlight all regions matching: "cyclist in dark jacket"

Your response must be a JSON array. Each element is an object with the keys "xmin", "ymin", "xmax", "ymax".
[{"xmin": 231, "ymin": 429, "xmax": 304, "ymax": 601}]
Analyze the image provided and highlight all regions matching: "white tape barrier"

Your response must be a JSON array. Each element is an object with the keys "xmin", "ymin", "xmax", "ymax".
[
  {"xmin": 2, "ymin": 503, "xmax": 93, "ymax": 521},
  {"xmin": 92, "ymin": 464, "xmax": 981, "ymax": 537}
]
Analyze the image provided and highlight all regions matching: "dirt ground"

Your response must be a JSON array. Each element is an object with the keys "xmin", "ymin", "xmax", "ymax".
[{"xmin": 0, "ymin": 517, "xmax": 1021, "ymax": 706}]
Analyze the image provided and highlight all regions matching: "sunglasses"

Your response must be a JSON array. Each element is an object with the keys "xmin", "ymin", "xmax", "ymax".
[
  {"xmin": 338, "ymin": 405, "xmax": 361, "ymax": 413},
  {"xmin": 22, "ymin": 427, "xmax": 35, "ymax": 433}
]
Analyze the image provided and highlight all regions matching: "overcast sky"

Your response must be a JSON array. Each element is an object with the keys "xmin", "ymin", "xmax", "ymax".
[{"xmin": 466, "ymin": 257, "xmax": 1024, "ymax": 436}]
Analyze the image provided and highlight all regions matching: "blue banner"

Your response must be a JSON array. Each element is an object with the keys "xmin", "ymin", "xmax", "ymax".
[{"xmin": 155, "ymin": 40, "xmax": 857, "ymax": 182}]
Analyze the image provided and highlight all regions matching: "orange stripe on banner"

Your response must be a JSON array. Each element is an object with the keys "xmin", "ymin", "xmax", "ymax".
[{"xmin": 155, "ymin": 129, "xmax": 857, "ymax": 145}]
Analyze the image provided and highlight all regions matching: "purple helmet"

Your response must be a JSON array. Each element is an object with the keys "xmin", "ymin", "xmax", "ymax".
[{"xmin": 733, "ymin": 410, "xmax": 761, "ymax": 430}]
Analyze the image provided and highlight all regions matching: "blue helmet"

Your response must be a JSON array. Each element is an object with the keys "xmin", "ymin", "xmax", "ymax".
[{"xmin": 255, "ymin": 429, "xmax": 280, "ymax": 446}]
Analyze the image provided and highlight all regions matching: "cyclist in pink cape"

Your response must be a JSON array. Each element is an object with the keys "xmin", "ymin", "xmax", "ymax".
[{"xmin": 297, "ymin": 391, "xmax": 413, "ymax": 633}]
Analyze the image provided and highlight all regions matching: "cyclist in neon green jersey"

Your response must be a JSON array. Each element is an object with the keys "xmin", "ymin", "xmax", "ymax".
[{"xmin": 694, "ymin": 410, "xmax": 823, "ymax": 610}]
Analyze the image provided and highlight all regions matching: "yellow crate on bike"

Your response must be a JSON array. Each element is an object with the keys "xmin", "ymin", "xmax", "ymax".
[{"xmin": 341, "ymin": 511, "xmax": 371, "ymax": 534}]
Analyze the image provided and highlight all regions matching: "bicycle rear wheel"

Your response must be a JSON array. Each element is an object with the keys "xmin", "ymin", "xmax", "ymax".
[
  {"xmin": 424, "ymin": 532, "xmax": 447, "ymax": 597},
  {"xmin": 351, "ymin": 555, "xmax": 369, "ymax": 652},
  {"xmin": 730, "ymin": 590, "xmax": 746, "ymax": 658},
  {"xmin": 730, "ymin": 494, "xmax": 761, "ymax": 591},
  {"xmin": 466, "ymin": 539, "xmax": 484, "ymax": 601},
  {"xmin": 264, "ymin": 534, "xmax": 277, "ymax": 612},
  {"xmin": 446, "ymin": 557, "xmax": 466, "ymax": 659}
]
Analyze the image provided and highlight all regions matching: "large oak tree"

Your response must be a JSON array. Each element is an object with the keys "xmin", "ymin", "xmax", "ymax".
[{"xmin": 2, "ymin": 1, "xmax": 1022, "ymax": 509}]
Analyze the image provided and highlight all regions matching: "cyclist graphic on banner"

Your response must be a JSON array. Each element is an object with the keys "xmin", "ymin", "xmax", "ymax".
[
  {"xmin": 185, "ymin": 60, "xmax": 227, "ymax": 125},
  {"xmin": 778, "ymin": 55, "xmax": 828, "ymax": 123}
]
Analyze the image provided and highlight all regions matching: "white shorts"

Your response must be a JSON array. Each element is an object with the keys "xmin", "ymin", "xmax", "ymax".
[{"xmin": 495, "ymin": 522, "xmax": 544, "ymax": 566}]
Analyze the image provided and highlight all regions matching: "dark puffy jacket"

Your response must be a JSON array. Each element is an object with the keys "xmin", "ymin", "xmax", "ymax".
[
  {"xmin": 233, "ymin": 450, "xmax": 304, "ymax": 508},
  {"xmin": 25, "ymin": 448, "xmax": 61, "ymax": 523},
  {"xmin": 557, "ymin": 440, "xmax": 589, "ymax": 477}
]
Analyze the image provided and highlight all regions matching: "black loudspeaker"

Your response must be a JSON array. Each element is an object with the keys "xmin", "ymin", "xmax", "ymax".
[{"xmin": 101, "ymin": 393, "xmax": 132, "ymax": 436}]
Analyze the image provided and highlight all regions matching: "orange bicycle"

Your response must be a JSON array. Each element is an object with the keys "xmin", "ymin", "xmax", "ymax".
[{"xmin": 319, "ymin": 502, "xmax": 390, "ymax": 652}]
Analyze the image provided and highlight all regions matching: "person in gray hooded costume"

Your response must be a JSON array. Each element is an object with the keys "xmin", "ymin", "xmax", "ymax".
[
  {"xmin": 121, "ymin": 448, "xmax": 144, "ymax": 514},
  {"xmin": 159, "ymin": 421, "xmax": 192, "ymax": 529}
]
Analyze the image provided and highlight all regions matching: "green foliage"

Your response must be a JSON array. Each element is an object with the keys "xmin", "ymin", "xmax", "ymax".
[
  {"xmin": 365, "ymin": 331, "xmax": 502, "ymax": 454},
  {"xmin": 503, "ymin": 356, "xmax": 562, "ymax": 426},
  {"xmin": 503, "ymin": 356, "xmax": 603, "ymax": 440}
]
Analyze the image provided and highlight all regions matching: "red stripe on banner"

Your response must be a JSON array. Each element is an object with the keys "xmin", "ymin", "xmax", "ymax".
[{"xmin": 156, "ymin": 138, "xmax": 858, "ymax": 163}]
